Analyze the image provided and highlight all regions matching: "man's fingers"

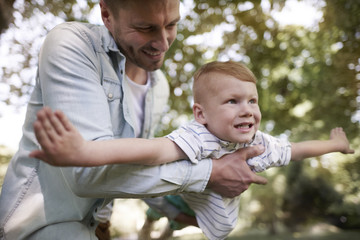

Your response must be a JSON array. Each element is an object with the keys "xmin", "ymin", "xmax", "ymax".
[
  {"xmin": 239, "ymin": 145, "xmax": 267, "ymax": 185},
  {"xmin": 208, "ymin": 144, "xmax": 268, "ymax": 198},
  {"xmin": 240, "ymin": 144, "xmax": 265, "ymax": 160},
  {"xmin": 251, "ymin": 173, "xmax": 268, "ymax": 185}
]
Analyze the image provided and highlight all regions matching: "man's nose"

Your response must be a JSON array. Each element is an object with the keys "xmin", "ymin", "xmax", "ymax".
[{"xmin": 151, "ymin": 29, "xmax": 170, "ymax": 52}]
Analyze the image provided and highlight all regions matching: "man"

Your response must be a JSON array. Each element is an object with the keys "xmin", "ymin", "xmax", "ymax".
[{"xmin": 0, "ymin": 0, "xmax": 266, "ymax": 239}]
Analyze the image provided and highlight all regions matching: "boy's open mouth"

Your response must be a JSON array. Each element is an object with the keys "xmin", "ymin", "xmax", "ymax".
[{"xmin": 235, "ymin": 123, "xmax": 253, "ymax": 129}]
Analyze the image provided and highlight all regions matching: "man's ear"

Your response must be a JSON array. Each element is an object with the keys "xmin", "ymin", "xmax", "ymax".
[
  {"xmin": 100, "ymin": 0, "xmax": 112, "ymax": 30},
  {"xmin": 193, "ymin": 103, "xmax": 207, "ymax": 124}
]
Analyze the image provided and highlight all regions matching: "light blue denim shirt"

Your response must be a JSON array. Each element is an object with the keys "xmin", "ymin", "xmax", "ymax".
[{"xmin": 0, "ymin": 22, "xmax": 212, "ymax": 240}]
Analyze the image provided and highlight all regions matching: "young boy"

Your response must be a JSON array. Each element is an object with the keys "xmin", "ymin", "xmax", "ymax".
[{"xmin": 30, "ymin": 61, "xmax": 354, "ymax": 240}]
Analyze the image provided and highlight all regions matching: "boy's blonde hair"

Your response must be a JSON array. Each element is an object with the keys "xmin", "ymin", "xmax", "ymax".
[{"xmin": 193, "ymin": 61, "xmax": 257, "ymax": 103}]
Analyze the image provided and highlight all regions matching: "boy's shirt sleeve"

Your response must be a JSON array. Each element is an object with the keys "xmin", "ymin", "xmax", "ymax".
[
  {"xmin": 165, "ymin": 121, "xmax": 203, "ymax": 163},
  {"xmin": 166, "ymin": 121, "xmax": 224, "ymax": 163},
  {"xmin": 247, "ymin": 131, "xmax": 292, "ymax": 172},
  {"xmin": 165, "ymin": 121, "xmax": 239, "ymax": 163}
]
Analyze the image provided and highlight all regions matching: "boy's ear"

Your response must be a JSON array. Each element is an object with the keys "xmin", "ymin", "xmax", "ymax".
[{"xmin": 193, "ymin": 103, "xmax": 207, "ymax": 124}]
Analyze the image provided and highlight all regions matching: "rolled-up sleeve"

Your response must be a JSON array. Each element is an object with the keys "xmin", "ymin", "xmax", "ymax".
[{"xmin": 64, "ymin": 159, "xmax": 211, "ymax": 198}]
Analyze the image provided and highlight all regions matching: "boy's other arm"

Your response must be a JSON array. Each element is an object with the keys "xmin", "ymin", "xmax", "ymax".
[
  {"xmin": 290, "ymin": 127, "xmax": 355, "ymax": 161},
  {"xmin": 30, "ymin": 107, "xmax": 186, "ymax": 166}
]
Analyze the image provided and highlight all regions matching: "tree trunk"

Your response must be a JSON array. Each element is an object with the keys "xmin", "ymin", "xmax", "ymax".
[{"xmin": 0, "ymin": 0, "xmax": 16, "ymax": 33}]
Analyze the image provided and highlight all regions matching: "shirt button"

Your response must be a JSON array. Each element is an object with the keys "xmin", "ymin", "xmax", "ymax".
[
  {"xmin": 108, "ymin": 93, "xmax": 113, "ymax": 99},
  {"xmin": 120, "ymin": 70, "xmax": 123, "ymax": 75}
]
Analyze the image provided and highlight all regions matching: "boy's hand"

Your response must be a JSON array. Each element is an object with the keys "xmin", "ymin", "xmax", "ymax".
[
  {"xmin": 29, "ymin": 107, "xmax": 87, "ymax": 166},
  {"xmin": 207, "ymin": 145, "xmax": 267, "ymax": 198},
  {"xmin": 330, "ymin": 127, "xmax": 355, "ymax": 154}
]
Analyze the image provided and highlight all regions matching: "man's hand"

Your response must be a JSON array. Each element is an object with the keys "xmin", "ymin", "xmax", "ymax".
[{"xmin": 207, "ymin": 145, "xmax": 267, "ymax": 198}]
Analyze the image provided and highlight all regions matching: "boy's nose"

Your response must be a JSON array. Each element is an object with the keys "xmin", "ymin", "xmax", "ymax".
[{"xmin": 238, "ymin": 104, "xmax": 253, "ymax": 117}]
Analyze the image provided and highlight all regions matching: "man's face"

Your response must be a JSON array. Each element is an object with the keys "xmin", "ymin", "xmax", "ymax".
[
  {"xmin": 198, "ymin": 72, "xmax": 261, "ymax": 144},
  {"xmin": 103, "ymin": 0, "xmax": 180, "ymax": 72}
]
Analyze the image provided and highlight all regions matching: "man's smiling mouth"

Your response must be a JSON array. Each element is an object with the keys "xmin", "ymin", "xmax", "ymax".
[{"xmin": 143, "ymin": 49, "xmax": 161, "ymax": 56}]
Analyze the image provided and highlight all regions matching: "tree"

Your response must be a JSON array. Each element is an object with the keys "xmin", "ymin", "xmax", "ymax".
[
  {"xmin": 0, "ymin": 0, "xmax": 16, "ymax": 33},
  {"xmin": 0, "ymin": 0, "xmax": 97, "ymax": 113}
]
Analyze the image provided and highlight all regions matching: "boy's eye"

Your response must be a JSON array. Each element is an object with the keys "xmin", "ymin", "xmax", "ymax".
[
  {"xmin": 249, "ymin": 98, "xmax": 257, "ymax": 104},
  {"xmin": 227, "ymin": 99, "xmax": 236, "ymax": 104}
]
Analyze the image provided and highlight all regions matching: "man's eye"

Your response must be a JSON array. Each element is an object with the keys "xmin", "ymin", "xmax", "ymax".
[
  {"xmin": 166, "ymin": 23, "xmax": 177, "ymax": 29},
  {"xmin": 138, "ymin": 26, "xmax": 153, "ymax": 32}
]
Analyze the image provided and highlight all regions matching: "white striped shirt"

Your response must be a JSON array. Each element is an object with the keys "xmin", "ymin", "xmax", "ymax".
[{"xmin": 166, "ymin": 120, "xmax": 291, "ymax": 240}]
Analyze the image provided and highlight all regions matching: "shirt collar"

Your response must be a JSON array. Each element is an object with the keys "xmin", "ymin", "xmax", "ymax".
[{"xmin": 100, "ymin": 26, "xmax": 121, "ymax": 54}]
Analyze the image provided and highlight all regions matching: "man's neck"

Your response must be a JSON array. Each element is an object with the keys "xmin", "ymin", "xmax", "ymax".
[{"xmin": 125, "ymin": 63, "xmax": 148, "ymax": 85}]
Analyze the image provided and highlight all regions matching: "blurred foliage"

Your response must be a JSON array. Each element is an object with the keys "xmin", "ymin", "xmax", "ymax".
[
  {"xmin": 0, "ymin": 0, "xmax": 98, "ymax": 110},
  {"xmin": 282, "ymin": 161, "xmax": 343, "ymax": 230},
  {"xmin": 1, "ymin": 0, "xmax": 359, "ymax": 234}
]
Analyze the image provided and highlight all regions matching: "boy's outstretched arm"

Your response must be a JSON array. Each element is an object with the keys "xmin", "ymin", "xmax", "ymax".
[
  {"xmin": 29, "ymin": 107, "xmax": 186, "ymax": 166},
  {"xmin": 291, "ymin": 127, "xmax": 355, "ymax": 161}
]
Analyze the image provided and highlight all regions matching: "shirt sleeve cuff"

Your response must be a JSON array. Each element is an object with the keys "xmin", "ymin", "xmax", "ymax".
[{"xmin": 159, "ymin": 158, "xmax": 212, "ymax": 193}]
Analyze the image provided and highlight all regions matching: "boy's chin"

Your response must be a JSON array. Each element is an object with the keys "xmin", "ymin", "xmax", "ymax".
[
  {"xmin": 228, "ymin": 132, "xmax": 256, "ymax": 144},
  {"xmin": 241, "ymin": 134, "xmax": 256, "ymax": 144},
  {"xmin": 231, "ymin": 137, "xmax": 253, "ymax": 144}
]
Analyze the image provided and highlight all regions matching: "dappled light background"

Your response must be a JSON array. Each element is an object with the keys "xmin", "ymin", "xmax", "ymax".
[{"xmin": 1, "ymin": 0, "xmax": 360, "ymax": 239}]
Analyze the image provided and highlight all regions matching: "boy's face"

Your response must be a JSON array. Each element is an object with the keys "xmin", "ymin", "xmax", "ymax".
[{"xmin": 195, "ymin": 72, "xmax": 261, "ymax": 143}]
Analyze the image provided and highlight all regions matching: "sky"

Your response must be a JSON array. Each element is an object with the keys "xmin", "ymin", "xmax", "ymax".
[
  {"xmin": 0, "ymin": 0, "xmax": 324, "ymax": 152},
  {"xmin": 271, "ymin": 0, "xmax": 324, "ymax": 28}
]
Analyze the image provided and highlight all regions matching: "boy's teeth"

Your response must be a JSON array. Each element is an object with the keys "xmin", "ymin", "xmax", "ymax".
[{"xmin": 236, "ymin": 123, "xmax": 253, "ymax": 128}]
